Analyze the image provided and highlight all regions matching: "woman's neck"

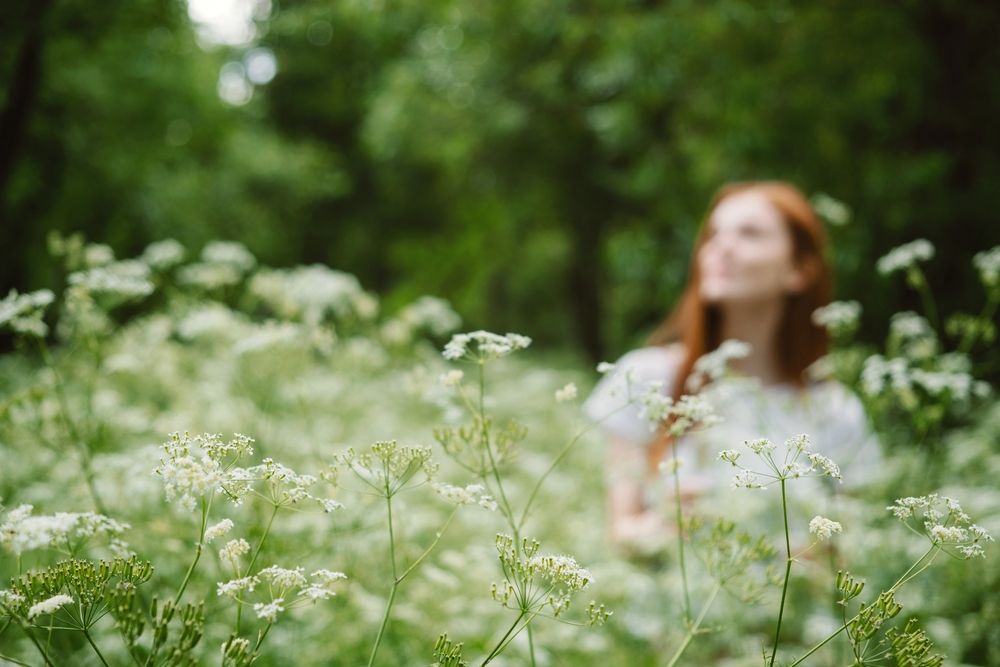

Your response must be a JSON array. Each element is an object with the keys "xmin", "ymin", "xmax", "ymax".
[{"xmin": 716, "ymin": 298, "xmax": 786, "ymax": 386}]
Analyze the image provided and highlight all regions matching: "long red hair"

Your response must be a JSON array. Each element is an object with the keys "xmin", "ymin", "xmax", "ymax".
[{"xmin": 646, "ymin": 181, "xmax": 833, "ymax": 466}]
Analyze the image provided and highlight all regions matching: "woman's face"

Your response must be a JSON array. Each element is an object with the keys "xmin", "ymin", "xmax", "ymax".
[{"xmin": 697, "ymin": 191, "xmax": 804, "ymax": 305}]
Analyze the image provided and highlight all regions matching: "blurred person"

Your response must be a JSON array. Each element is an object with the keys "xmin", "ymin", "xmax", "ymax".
[{"xmin": 584, "ymin": 181, "xmax": 880, "ymax": 554}]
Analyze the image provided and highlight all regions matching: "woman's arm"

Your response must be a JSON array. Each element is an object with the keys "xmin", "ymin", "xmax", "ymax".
[{"xmin": 606, "ymin": 435, "xmax": 667, "ymax": 553}]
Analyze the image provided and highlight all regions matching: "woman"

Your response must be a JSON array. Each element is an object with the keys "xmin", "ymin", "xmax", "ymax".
[{"xmin": 584, "ymin": 181, "xmax": 879, "ymax": 552}]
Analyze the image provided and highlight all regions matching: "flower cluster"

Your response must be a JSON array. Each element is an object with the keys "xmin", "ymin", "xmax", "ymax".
[
  {"xmin": 812, "ymin": 301, "xmax": 862, "ymax": 337},
  {"xmin": 973, "ymin": 245, "xmax": 1000, "ymax": 288},
  {"xmin": 554, "ymin": 382, "xmax": 578, "ymax": 403},
  {"xmin": 442, "ymin": 330, "xmax": 531, "ymax": 362},
  {"xmin": 140, "ymin": 238, "xmax": 186, "ymax": 270},
  {"xmin": 381, "ymin": 295, "xmax": 462, "ymax": 344},
  {"xmin": 639, "ymin": 385, "xmax": 721, "ymax": 436},
  {"xmin": 0, "ymin": 505, "xmax": 129, "ymax": 555},
  {"xmin": 204, "ymin": 519, "xmax": 235, "ymax": 543},
  {"xmin": 67, "ymin": 260, "xmax": 155, "ymax": 307},
  {"xmin": 431, "ymin": 482, "xmax": 497, "ymax": 511},
  {"xmin": 876, "ymin": 239, "xmax": 935, "ymax": 276},
  {"xmin": 861, "ymin": 353, "xmax": 988, "ymax": 406},
  {"xmin": 0, "ymin": 288, "xmax": 55, "ymax": 338},
  {"xmin": 887, "ymin": 494, "xmax": 993, "ymax": 558},
  {"xmin": 26, "ymin": 594, "xmax": 75, "ymax": 620},
  {"xmin": 154, "ymin": 432, "xmax": 254, "ymax": 511},
  {"xmin": 178, "ymin": 241, "xmax": 257, "ymax": 290},
  {"xmin": 492, "ymin": 534, "xmax": 603, "ymax": 621},
  {"xmin": 719, "ymin": 433, "xmax": 842, "ymax": 489},
  {"xmin": 217, "ymin": 566, "xmax": 347, "ymax": 621},
  {"xmin": 685, "ymin": 339, "xmax": 751, "ymax": 392},
  {"xmin": 808, "ymin": 515, "xmax": 843, "ymax": 541},
  {"xmin": 811, "ymin": 192, "xmax": 852, "ymax": 226},
  {"xmin": 249, "ymin": 265, "xmax": 375, "ymax": 326},
  {"xmin": 339, "ymin": 440, "xmax": 437, "ymax": 496}
]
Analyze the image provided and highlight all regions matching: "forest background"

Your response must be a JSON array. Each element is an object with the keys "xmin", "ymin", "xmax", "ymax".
[{"xmin": 3, "ymin": 0, "xmax": 1000, "ymax": 363}]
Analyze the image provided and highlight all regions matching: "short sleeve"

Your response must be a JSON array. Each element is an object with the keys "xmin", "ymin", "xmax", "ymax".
[{"xmin": 582, "ymin": 346, "xmax": 681, "ymax": 445}]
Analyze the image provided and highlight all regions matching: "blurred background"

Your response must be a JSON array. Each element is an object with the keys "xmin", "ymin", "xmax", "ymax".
[{"xmin": 2, "ymin": 0, "xmax": 999, "ymax": 361}]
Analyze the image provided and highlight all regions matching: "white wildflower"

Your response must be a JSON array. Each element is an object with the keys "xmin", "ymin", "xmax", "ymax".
[
  {"xmin": 686, "ymin": 340, "xmax": 751, "ymax": 391},
  {"xmin": 432, "ymin": 482, "xmax": 496, "ymax": 511},
  {"xmin": 973, "ymin": 246, "xmax": 1000, "ymax": 287},
  {"xmin": 27, "ymin": 594, "xmax": 74, "ymax": 620},
  {"xmin": 217, "ymin": 576, "xmax": 259, "ymax": 598},
  {"xmin": 732, "ymin": 470, "xmax": 765, "ymax": 489},
  {"xmin": 718, "ymin": 449, "xmax": 742, "ymax": 465},
  {"xmin": 141, "ymin": 239, "xmax": 186, "ymax": 270},
  {"xmin": 555, "ymin": 383, "xmax": 578, "ymax": 403},
  {"xmin": 249, "ymin": 265, "xmax": 369, "ymax": 325},
  {"xmin": 596, "ymin": 362, "xmax": 615, "ymax": 374},
  {"xmin": 811, "ymin": 192, "xmax": 852, "ymax": 226},
  {"xmin": 84, "ymin": 243, "xmax": 115, "ymax": 267},
  {"xmin": 203, "ymin": 519, "xmax": 234, "ymax": 543},
  {"xmin": 811, "ymin": 301, "xmax": 861, "ymax": 335},
  {"xmin": 0, "ymin": 289, "xmax": 55, "ymax": 338},
  {"xmin": 253, "ymin": 598, "xmax": 285, "ymax": 622},
  {"xmin": 219, "ymin": 538, "xmax": 250, "ymax": 564},
  {"xmin": 809, "ymin": 516, "xmax": 843, "ymax": 541},
  {"xmin": 876, "ymin": 239, "xmax": 934, "ymax": 276},
  {"xmin": 745, "ymin": 438, "xmax": 775, "ymax": 455},
  {"xmin": 258, "ymin": 566, "xmax": 307, "ymax": 590},
  {"xmin": 67, "ymin": 260, "xmax": 155, "ymax": 305},
  {"xmin": 806, "ymin": 452, "xmax": 842, "ymax": 480},
  {"xmin": 929, "ymin": 525, "xmax": 967, "ymax": 543},
  {"xmin": 442, "ymin": 330, "xmax": 531, "ymax": 361},
  {"xmin": 1, "ymin": 505, "xmax": 129, "ymax": 555}
]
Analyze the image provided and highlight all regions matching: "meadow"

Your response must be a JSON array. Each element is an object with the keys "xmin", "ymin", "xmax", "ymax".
[{"xmin": 1, "ymin": 235, "xmax": 998, "ymax": 666}]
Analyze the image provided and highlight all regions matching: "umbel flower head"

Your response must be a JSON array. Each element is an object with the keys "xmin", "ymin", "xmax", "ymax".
[
  {"xmin": 339, "ymin": 440, "xmax": 437, "ymax": 496},
  {"xmin": 492, "ymin": 534, "xmax": 605, "ymax": 622},
  {"xmin": 0, "ymin": 288, "xmax": 55, "ymax": 338},
  {"xmin": 876, "ymin": 239, "xmax": 935, "ymax": 276},
  {"xmin": 442, "ymin": 330, "xmax": 531, "ymax": 362},
  {"xmin": 887, "ymin": 494, "xmax": 993, "ymax": 559},
  {"xmin": 718, "ymin": 433, "xmax": 842, "ymax": 489},
  {"xmin": 1, "ymin": 504, "xmax": 129, "ymax": 556},
  {"xmin": 154, "ymin": 432, "xmax": 255, "ymax": 511},
  {"xmin": 639, "ymin": 386, "xmax": 721, "ymax": 437}
]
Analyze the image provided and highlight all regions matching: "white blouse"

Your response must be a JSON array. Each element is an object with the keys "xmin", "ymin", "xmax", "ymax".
[{"xmin": 583, "ymin": 345, "xmax": 882, "ymax": 524}]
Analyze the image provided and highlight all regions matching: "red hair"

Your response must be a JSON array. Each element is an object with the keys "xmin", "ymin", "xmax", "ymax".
[{"xmin": 646, "ymin": 181, "xmax": 832, "ymax": 466}]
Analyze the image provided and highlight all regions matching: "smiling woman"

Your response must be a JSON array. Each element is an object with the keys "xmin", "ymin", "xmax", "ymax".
[{"xmin": 584, "ymin": 181, "xmax": 880, "ymax": 552}]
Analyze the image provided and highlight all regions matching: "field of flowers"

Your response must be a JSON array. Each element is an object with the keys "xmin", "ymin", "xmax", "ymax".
[{"xmin": 1, "ymin": 235, "xmax": 999, "ymax": 666}]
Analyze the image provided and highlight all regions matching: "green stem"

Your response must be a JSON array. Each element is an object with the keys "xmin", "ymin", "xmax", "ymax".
[
  {"xmin": 787, "ymin": 545, "xmax": 939, "ymax": 667},
  {"xmin": 910, "ymin": 267, "xmax": 941, "ymax": 333},
  {"xmin": 83, "ymin": 628, "xmax": 110, "ymax": 667},
  {"xmin": 17, "ymin": 623, "xmax": 55, "ymax": 667},
  {"xmin": 174, "ymin": 497, "xmax": 212, "ymax": 605},
  {"xmin": 670, "ymin": 455, "xmax": 691, "ymax": 625},
  {"xmin": 368, "ymin": 482, "xmax": 398, "ymax": 667},
  {"xmin": 958, "ymin": 290, "xmax": 1000, "ymax": 355},
  {"xmin": 665, "ymin": 581, "xmax": 721, "ymax": 667},
  {"xmin": 477, "ymin": 362, "xmax": 517, "ymax": 543},
  {"xmin": 236, "ymin": 501, "xmax": 280, "ymax": 634},
  {"xmin": 768, "ymin": 479, "xmax": 793, "ymax": 667},
  {"xmin": 397, "ymin": 508, "xmax": 457, "ymax": 583},
  {"xmin": 481, "ymin": 611, "xmax": 526, "ymax": 666}
]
